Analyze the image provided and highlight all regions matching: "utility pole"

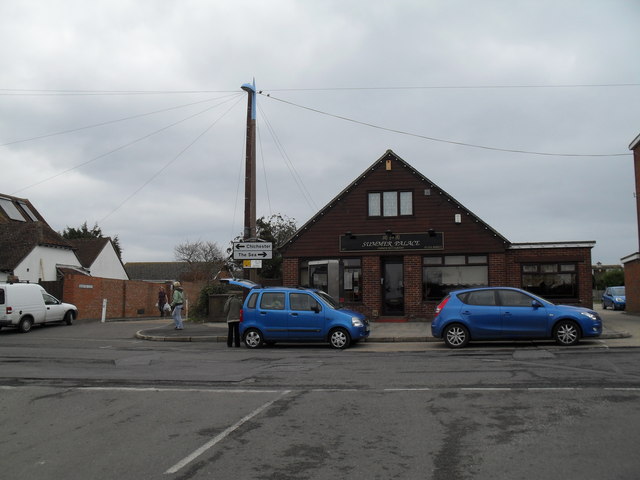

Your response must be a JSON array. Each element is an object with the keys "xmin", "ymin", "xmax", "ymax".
[{"xmin": 241, "ymin": 80, "xmax": 257, "ymax": 281}]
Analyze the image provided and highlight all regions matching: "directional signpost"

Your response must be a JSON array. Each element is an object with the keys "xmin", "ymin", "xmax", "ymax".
[{"xmin": 233, "ymin": 242, "xmax": 273, "ymax": 260}]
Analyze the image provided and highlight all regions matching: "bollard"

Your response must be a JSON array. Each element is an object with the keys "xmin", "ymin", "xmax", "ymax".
[{"xmin": 101, "ymin": 298, "xmax": 107, "ymax": 323}]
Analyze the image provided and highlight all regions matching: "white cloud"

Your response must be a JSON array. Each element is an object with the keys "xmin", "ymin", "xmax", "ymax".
[{"xmin": 0, "ymin": 0, "xmax": 638, "ymax": 265}]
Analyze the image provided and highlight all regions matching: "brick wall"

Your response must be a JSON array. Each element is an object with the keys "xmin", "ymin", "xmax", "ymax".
[
  {"xmin": 62, "ymin": 272, "xmax": 202, "ymax": 320},
  {"xmin": 404, "ymin": 255, "xmax": 424, "ymax": 318},
  {"xmin": 624, "ymin": 258, "xmax": 640, "ymax": 313},
  {"xmin": 282, "ymin": 258, "xmax": 299, "ymax": 287}
]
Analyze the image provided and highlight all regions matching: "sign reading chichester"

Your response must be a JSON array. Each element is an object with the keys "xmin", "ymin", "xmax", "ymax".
[{"xmin": 233, "ymin": 242, "xmax": 273, "ymax": 259}]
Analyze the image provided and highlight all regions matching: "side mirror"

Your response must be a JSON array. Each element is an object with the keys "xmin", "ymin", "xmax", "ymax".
[
  {"xmin": 312, "ymin": 305, "xmax": 321, "ymax": 313},
  {"xmin": 532, "ymin": 300, "xmax": 542, "ymax": 309}
]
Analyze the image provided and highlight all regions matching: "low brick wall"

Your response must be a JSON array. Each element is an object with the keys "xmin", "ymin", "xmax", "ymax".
[{"xmin": 60, "ymin": 272, "xmax": 205, "ymax": 321}]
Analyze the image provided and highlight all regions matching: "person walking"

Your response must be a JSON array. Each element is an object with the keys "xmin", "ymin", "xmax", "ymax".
[
  {"xmin": 158, "ymin": 287, "xmax": 167, "ymax": 317},
  {"xmin": 171, "ymin": 281, "xmax": 185, "ymax": 330},
  {"xmin": 224, "ymin": 293, "xmax": 242, "ymax": 347}
]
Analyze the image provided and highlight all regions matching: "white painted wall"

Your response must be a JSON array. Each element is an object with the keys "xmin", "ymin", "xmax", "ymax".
[
  {"xmin": 13, "ymin": 246, "xmax": 82, "ymax": 282},
  {"xmin": 88, "ymin": 242, "xmax": 128, "ymax": 280}
]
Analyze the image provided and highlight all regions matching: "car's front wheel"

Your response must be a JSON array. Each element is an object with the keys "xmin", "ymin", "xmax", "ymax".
[
  {"xmin": 329, "ymin": 328, "xmax": 351, "ymax": 349},
  {"xmin": 443, "ymin": 324, "xmax": 469, "ymax": 348},
  {"xmin": 554, "ymin": 320, "xmax": 580, "ymax": 346},
  {"xmin": 243, "ymin": 328, "xmax": 264, "ymax": 349},
  {"xmin": 602, "ymin": 301, "xmax": 607, "ymax": 309},
  {"xmin": 64, "ymin": 311, "xmax": 74, "ymax": 325}
]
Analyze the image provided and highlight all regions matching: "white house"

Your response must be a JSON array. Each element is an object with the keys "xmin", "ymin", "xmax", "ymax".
[
  {"xmin": 69, "ymin": 237, "xmax": 129, "ymax": 280},
  {"xmin": 0, "ymin": 193, "xmax": 126, "ymax": 283}
]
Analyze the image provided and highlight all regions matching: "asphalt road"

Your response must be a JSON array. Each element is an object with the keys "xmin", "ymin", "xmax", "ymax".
[{"xmin": 1, "ymin": 320, "xmax": 639, "ymax": 480}]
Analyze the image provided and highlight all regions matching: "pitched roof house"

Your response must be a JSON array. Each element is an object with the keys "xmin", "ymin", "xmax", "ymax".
[
  {"xmin": 0, "ymin": 193, "xmax": 126, "ymax": 282},
  {"xmin": 280, "ymin": 150, "xmax": 595, "ymax": 319},
  {"xmin": 0, "ymin": 194, "xmax": 83, "ymax": 282},
  {"xmin": 68, "ymin": 237, "xmax": 129, "ymax": 280}
]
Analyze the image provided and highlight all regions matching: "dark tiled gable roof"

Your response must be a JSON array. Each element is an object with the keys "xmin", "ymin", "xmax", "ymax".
[
  {"xmin": 67, "ymin": 237, "xmax": 110, "ymax": 268},
  {"xmin": 280, "ymin": 149, "xmax": 510, "ymax": 250},
  {"xmin": 0, "ymin": 222, "xmax": 74, "ymax": 271},
  {"xmin": 124, "ymin": 262, "xmax": 193, "ymax": 281}
]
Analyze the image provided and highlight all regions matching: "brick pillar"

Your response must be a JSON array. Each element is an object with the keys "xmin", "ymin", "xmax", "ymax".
[
  {"xmin": 403, "ymin": 255, "xmax": 423, "ymax": 319},
  {"xmin": 362, "ymin": 256, "xmax": 380, "ymax": 319},
  {"xmin": 282, "ymin": 258, "xmax": 299, "ymax": 287}
]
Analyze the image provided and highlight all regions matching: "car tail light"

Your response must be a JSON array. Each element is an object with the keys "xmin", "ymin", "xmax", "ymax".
[
  {"xmin": 239, "ymin": 308, "xmax": 243, "ymax": 323},
  {"xmin": 6, "ymin": 306, "xmax": 12, "ymax": 314},
  {"xmin": 435, "ymin": 296, "xmax": 450, "ymax": 314}
]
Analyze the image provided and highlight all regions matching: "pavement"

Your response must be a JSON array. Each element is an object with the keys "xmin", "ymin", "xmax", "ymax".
[{"xmin": 134, "ymin": 309, "xmax": 640, "ymax": 345}]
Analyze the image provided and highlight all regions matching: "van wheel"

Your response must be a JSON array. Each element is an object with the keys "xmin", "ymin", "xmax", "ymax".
[
  {"xmin": 18, "ymin": 317, "xmax": 33, "ymax": 333},
  {"xmin": 64, "ymin": 311, "xmax": 74, "ymax": 325},
  {"xmin": 243, "ymin": 328, "xmax": 264, "ymax": 349},
  {"xmin": 329, "ymin": 328, "xmax": 351, "ymax": 349}
]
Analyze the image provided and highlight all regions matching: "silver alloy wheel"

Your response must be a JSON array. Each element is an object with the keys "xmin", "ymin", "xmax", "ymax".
[
  {"xmin": 555, "ymin": 321, "xmax": 579, "ymax": 346},
  {"xmin": 329, "ymin": 328, "xmax": 350, "ymax": 349},
  {"xmin": 444, "ymin": 325, "xmax": 468, "ymax": 348},
  {"xmin": 244, "ymin": 329, "xmax": 263, "ymax": 348}
]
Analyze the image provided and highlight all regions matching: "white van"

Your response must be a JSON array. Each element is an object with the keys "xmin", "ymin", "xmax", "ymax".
[{"xmin": 0, "ymin": 283, "xmax": 78, "ymax": 333}]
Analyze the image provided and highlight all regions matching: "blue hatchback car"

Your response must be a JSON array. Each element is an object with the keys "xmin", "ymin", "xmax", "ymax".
[
  {"xmin": 602, "ymin": 286, "xmax": 625, "ymax": 310},
  {"xmin": 220, "ymin": 279, "xmax": 370, "ymax": 349},
  {"xmin": 431, "ymin": 287, "xmax": 602, "ymax": 348}
]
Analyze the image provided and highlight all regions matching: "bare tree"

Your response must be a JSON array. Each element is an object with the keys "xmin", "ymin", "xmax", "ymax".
[{"xmin": 174, "ymin": 240, "xmax": 224, "ymax": 282}]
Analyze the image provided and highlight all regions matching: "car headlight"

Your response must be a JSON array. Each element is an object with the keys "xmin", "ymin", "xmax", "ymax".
[
  {"xmin": 352, "ymin": 317, "xmax": 364, "ymax": 327},
  {"xmin": 581, "ymin": 312, "xmax": 598, "ymax": 321},
  {"xmin": 615, "ymin": 297, "xmax": 623, "ymax": 302}
]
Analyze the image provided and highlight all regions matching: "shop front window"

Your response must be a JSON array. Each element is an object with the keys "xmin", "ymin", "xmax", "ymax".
[
  {"xmin": 522, "ymin": 263, "xmax": 577, "ymax": 299},
  {"xmin": 423, "ymin": 255, "xmax": 488, "ymax": 300},
  {"xmin": 299, "ymin": 259, "xmax": 362, "ymax": 303}
]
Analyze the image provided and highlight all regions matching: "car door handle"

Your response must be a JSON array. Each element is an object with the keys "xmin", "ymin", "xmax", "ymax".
[{"xmin": 290, "ymin": 313, "xmax": 298, "ymax": 316}]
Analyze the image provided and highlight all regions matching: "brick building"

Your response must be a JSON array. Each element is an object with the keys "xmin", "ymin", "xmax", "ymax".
[
  {"xmin": 622, "ymin": 132, "xmax": 640, "ymax": 313},
  {"xmin": 280, "ymin": 150, "xmax": 594, "ymax": 320}
]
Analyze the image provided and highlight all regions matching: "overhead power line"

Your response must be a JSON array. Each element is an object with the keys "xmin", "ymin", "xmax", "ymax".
[
  {"xmin": 100, "ymin": 96, "xmax": 245, "ymax": 223},
  {"xmin": 0, "ymin": 88, "xmax": 238, "ymax": 96},
  {"xmin": 11, "ymin": 95, "xmax": 243, "ymax": 195},
  {"xmin": 259, "ymin": 93, "xmax": 630, "ymax": 157},
  {"xmin": 1, "ymin": 82, "xmax": 637, "ymax": 96},
  {"xmin": 262, "ymin": 83, "xmax": 640, "ymax": 92},
  {"xmin": 0, "ymin": 93, "xmax": 242, "ymax": 147}
]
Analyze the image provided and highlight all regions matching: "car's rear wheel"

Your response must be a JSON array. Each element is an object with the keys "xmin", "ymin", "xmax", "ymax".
[
  {"xmin": 329, "ymin": 328, "xmax": 351, "ymax": 349},
  {"xmin": 443, "ymin": 324, "xmax": 469, "ymax": 348},
  {"xmin": 243, "ymin": 328, "xmax": 264, "ymax": 349},
  {"xmin": 64, "ymin": 311, "xmax": 74, "ymax": 325},
  {"xmin": 554, "ymin": 320, "xmax": 580, "ymax": 346},
  {"xmin": 18, "ymin": 317, "xmax": 33, "ymax": 333}
]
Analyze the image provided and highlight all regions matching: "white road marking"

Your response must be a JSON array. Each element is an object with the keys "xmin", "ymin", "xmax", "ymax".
[{"xmin": 164, "ymin": 389, "xmax": 291, "ymax": 475}]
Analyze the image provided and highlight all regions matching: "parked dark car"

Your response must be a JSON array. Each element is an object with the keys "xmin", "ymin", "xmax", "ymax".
[
  {"xmin": 602, "ymin": 286, "xmax": 625, "ymax": 310},
  {"xmin": 431, "ymin": 287, "xmax": 602, "ymax": 348},
  {"xmin": 220, "ymin": 279, "xmax": 370, "ymax": 349}
]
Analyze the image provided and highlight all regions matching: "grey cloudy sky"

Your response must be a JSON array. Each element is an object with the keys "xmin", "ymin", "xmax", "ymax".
[{"xmin": 1, "ymin": 0, "xmax": 638, "ymax": 265}]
